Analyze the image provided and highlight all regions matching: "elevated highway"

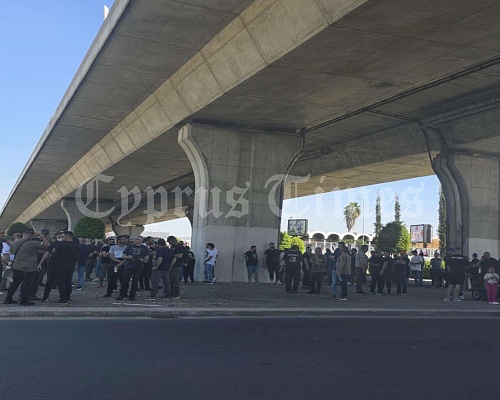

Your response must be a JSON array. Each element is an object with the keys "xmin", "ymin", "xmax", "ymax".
[{"xmin": 2, "ymin": 0, "xmax": 500, "ymax": 279}]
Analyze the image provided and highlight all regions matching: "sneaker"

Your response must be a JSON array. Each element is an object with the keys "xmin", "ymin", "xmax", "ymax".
[
  {"xmin": 377, "ymin": 293, "xmax": 385, "ymax": 296},
  {"xmin": 488, "ymin": 302, "xmax": 493, "ymax": 305},
  {"xmin": 402, "ymin": 293, "xmax": 408, "ymax": 296},
  {"xmin": 370, "ymin": 291, "xmax": 375, "ymax": 295},
  {"xmin": 148, "ymin": 297, "xmax": 156, "ymax": 301},
  {"xmin": 459, "ymin": 295, "xmax": 465, "ymax": 300},
  {"xmin": 277, "ymin": 281, "xmax": 283, "ymax": 285},
  {"xmin": 92, "ymin": 278, "xmax": 100, "ymax": 282},
  {"xmin": 75, "ymin": 287, "xmax": 83, "ymax": 291},
  {"xmin": 163, "ymin": 296, "xmax": 171, "ymax": 300},
  {"xmin": 19, "ymin": 301, "xmax": 36, "ymax": 306},
  {"xmin": 3, "ymin": 299, "xmax": 17, "ymax": 304},
  {"xmin": 338, "ymin": 297, "xmax": 347, "ymax": 301},
  {"xmin": 171, "ymin": 296, "xmax": 181, "ymax": 300},
  {"xmin": 331, "ymin": 295, "xmax": 337, "ymax": 299},
  {"xmin": 356, "ymin": 291, "xmax": 366, "ymax": 295},
  {"xmin": 492, "ymin": 302, "xmax": 500, "ymax": 305},
  {"xmin": 443, "ymin": 297, "xmax": 451, "ymax": 301},
  {"xmin": 54, "ymin": 299, "xmax": 69, "ymax": 304},
  {"xmin": 41, "ymin": 298, "xmax": 49, "ymax": 302},
  {"xmin": 0, "ymin": 291, "xmax": 4, "ymax": 295},
  {"xmin": 454, "ymin": 298, "xmax": 463, "ymax": 302},
  {"xmin": 103, "ymin": 294, "xmax": 111, "ymax": 298}
]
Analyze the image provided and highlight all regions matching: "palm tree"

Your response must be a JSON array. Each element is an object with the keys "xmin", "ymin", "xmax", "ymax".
[{"xmin": 343, "ymin": 202, "xmax": 361, "ymax": 232}]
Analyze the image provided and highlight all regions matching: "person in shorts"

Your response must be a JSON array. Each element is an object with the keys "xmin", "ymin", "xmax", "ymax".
[
  {"xmin": 444, "ymin": 247, "xmax": 468, "ymax": 302},
  {"xmin": 244, "ymin": 246, "xmax": 259, "ymax": 283}
]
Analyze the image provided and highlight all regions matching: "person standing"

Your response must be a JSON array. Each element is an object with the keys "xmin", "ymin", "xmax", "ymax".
[
  {"xmin": 368, "ymin": 250, "xmax": 384, "ymax": 295},
  {"xmin": 410, "ymin": 250, "xmax": 424, "ymax": 288},
  {"xmin": 336, "ymin": 246, "xmax": 351, "ymax": 300},
  {"xmin": 104, "ymin": 235, "xmax": 128, "ymax": 298},
  {"xmin": 40, "ymin": 234, "xmax": 62, "ymax": 302},
  {"xmin": 308, "ymin": 247, "xmax": 326, "ymax": 294},
  {"xmin": 98, "ymin": 239, "xmax": 111, "ymax": 289},
  {"xmin": 483, "ymin": 267, "xmax": 499, "ymax": 305},
  {"xmin": 3, "ymin": 229, "xmax": 50, "ymax": 306},
  {"xmin": 52, "ymin": 231, "xmax": 80, "ymax": 304},
  {"xmin": 203, "ymin": 243, "xmax": 217, "ymax": 284},
  {"xmin": 355, "ymin": 245, "xmax": 368, "ymax": 294},
  {"xmin": 444, "ymin": 248, "xmax": 468, "ymax": 302},
  {"xmin": 244, "ymin": 246, "xmax": 259, "ymax": 284},
  {"xmin": 116, "ymin": 236, "xmax": 149, "ymax": 301},
  {"xmin": 184, "ymin": 246, "xmax": 196, "ymax": 284},
  {"xmin": 380, "ymin": 251, "xmax": 394, "ymax": 295},
  {"xmin": 149, "ymin": 239, "xmax": 172, "ymax": 300},
  {"xmin": 394, "ymin": 253, "xmax": 409, "ymax": 295},
  {"xmin": 349, "ymin": 248, "xmax": 357, "ymax": 286},
  {"xmin": 167, "ymin": 236, "xmax": 184, "ymax": 299},
  {"xmin": 302, "ymin": 246, "xmax": 313, "ymax": 289},
  {"xmin": 281, "ymin": 245, "xmax": 302, "ymax": 293},
  {"xmin": 75, "ymin": 238, "xmax": 89, "ymax": 290},
  {"xmin": 325, "ymin": 248, "xmax": 334, "ymax": 286},
  {"xmin": 85, "ymin": 239, "xmax": 99, "ymax": 281},
  {"xmin": 430, "ymin": 252, "xmax": 444, "ymax": 287},
  {"xmin": 139, "ymin": 236, "xmax": 155, "ymax": 291},
  {"xmin": 264, "ymin": 242, "xmax": 281, "ymax": 284}
]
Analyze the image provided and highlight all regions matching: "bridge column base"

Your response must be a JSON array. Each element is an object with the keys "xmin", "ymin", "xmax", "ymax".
[
  {"xmin": 30, "ymin": 220, "xmax": 68, "ymax": 236},
  {"xmin": 179, "ymin": 123, "xmax": 302, "ymax": 282},
  {"xmin": 433, "ymin": 151, "xmax": 500, "ymax": 257}
]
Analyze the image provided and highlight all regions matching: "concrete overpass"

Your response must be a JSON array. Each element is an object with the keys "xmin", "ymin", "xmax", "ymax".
[{"xmin": 2, "ymin": 0, "xmax": 500, "ymax": 280}]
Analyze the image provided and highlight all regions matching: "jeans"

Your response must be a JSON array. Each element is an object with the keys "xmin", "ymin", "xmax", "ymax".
[
  {"xmin": 106, "ymin": 265, "xmax": 124, "ymax": 296},
  {"xmin": 57, "ymin": 265, "xmax": 75, "ymax": 302},
  {"xmin": 331, "ymin": 268, "xmax": 338, "ymax": 296},
  {"xmin": 309, "ymin": 271, "xmax": 324, "ymax": 293},
  {"xmin": 395, "ymin": 266, "xmax": 408, "ymax": 294},
  {"xmin": 151, "ymin": 269, "xmax": 171, "ymax": 298},
  {"xmin": 95, "ymin": 258, "xmax": 102, "ymax": 279},
  {"xmin": 77, "ymin": 264, "xmax": 85, "ymax": 287},
  {"xmin": 169, "ymin": 266, "xmax": 181, "ymax": 297},
  {"xmin": 285, "ymin": 266, "xmax": 300, "ymax": 293},
  {"xmin": 486, "ymin": 282, "xmax": 498, "ymax": 302},
  {"xmin": 339, "ymin": 274, "xmax": 349, "ymax": 298},
  {"xmin": 120, "ymin": 267, "xmax": 143, "ymax": 298},
  {"xmin": 355, "ymin": 268, "xmax": 365, "ymax": 293},
  {"xmin": 5, "ymin": 270, "xmax": 35, "ymax": 303},
  {"xmin": 204, "ymin": 263, "xmax": 214, "ymax": 282},
  {"xmin": 413, "ymin": 270, "xmax": 423, "ymax": 287}
]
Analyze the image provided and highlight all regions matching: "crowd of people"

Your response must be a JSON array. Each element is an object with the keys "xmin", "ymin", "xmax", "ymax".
[
  {"xmin": 0, "ymin": 229, "xmax": 198, "ymax": 305},
  {"xmin": 1, "ymin": 227, "xmax": 499, "ymax": 306},
  {"xmin": 251, "ymin": 242, "xmax": 500, "ymax": 304}
]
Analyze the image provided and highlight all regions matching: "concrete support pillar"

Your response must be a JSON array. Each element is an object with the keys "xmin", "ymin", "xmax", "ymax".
[
  {"xmin": 433, "ymin": 151, "xmax": 500, "ymax": 257},
  {"xmin": 30, "ymin": 220, "xmax": 67, "ymax": 236},
  {"xmin": 178, "ymin": 123, "xmax": 302, "ymax": 282},
  {"xmin": 61, "ymin": 198, "xmax": 86, "ymax": 231}
]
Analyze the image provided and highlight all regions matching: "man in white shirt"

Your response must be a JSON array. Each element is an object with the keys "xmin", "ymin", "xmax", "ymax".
[
  {"xmin": 203, "ymin": 243, "xmax": 217, "ymax": 284},
  {"xmin": 410, "ymin": 250, "xmax": 424, "ymax": 288}
]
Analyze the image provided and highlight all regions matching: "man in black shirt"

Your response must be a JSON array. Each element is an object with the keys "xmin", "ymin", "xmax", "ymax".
[
  {"xmin": 117, "ymin": 236, "xmax": 149, "ymax": 301},
  {"xmin": 444, "ymin": 247, "xmax": 468, "ymax": 302},
  {"xmin": 244, "ymin": 246, "xmax": 259, "ymax": 284},
  {"xmin": 281, "ymin": 245, "xmax": 303, "ymax": 293},
  {"xmin": 264, "ymin": 242, "xmax": 281, "ymax": 284},
  {"xmin": 53, "ymin": 231, "xmax": 80, "ymax": 304},
  {"xmin": 98, "ymin": 239, "xmax": 111, "ymax": 289},
  {"xmin": 477, "ymin": 252, "xmax": 498, "ymax": 276},
  {"xmin": 368, "ymin": 250, "xmax": 384, "ymax": 295},
  {"xmin": 167, "ymin": 236, "xmax": 184, "ymax": 299},
  {"xmin": 380, "ymin": 251, "xmax": 394, "ymax": 295},
  {"xmin": 40, "ymin": 235, "xmax": 61, "ymax": 302},
  {"xmin": 302, "ymin": 246, "xmax": 313, "ymax": 289}
]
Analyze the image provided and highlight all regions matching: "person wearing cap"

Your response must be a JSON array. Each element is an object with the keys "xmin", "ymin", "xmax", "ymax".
[
  {"xmin": 3, "ymin": 229, "xmax": 51, "ymax": 306},
  {"xmin": 379, "ymin": 251, "xmax": 394, "ymax": 295},
  {"xmin": 52, "ymin": 231, "xmax": 80, "ymax": 304},
  {"xmin": 116, "ymin": 236, "xmax": 149, "ymax": 301},
  {"xmin": 167, "ymin": 236, "xmax": 183, "ymax": 299}
]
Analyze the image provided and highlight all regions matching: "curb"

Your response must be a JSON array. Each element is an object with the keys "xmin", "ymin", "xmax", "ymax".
[{"xmin": 0, "ymin": 307, "xmax": 499, "ymax": 318}]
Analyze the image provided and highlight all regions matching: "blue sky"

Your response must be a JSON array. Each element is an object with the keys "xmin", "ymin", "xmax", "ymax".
[{"xmin": 0, "ymin": 1, "xmax": 441, "ymax": 238}]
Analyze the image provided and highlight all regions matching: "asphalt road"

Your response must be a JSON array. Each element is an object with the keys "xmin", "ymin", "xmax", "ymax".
[{"xmin": 1, "ymin": 317, "xmax": 496, "ymax": 400}]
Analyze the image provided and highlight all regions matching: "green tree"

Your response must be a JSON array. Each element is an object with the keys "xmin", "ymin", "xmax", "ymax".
[
  {"xmin": 438, "ymin": 186, "xmax": 446, "ymax": 255},
  {"xmin": 394, "ymin": 194, "xmax": 401, "ymax": 222},
  {"xmin": 6, "ymin": 222, "xmax": 29, "ymax": 236},
  {"xmin": 291, "ymin": 236, "xmax": 306, "ymax": 253},
  {"xmin": 343, "ymin": 202, "xmax": 361, "ymax": 232},
  {"xmin": 377, "ymin": 221, "xmax": 410, "ymax": 253},
  {"xmin": 279, "ymin": 232, "xmax": 293, "ymax": 250},
  {"xmin": 373, "ymin": 191, "xmax": 382, "ymax": 244},
  {"xmin": 73, "ymin": 217, "xmax": 105, "ymax": 239}
]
